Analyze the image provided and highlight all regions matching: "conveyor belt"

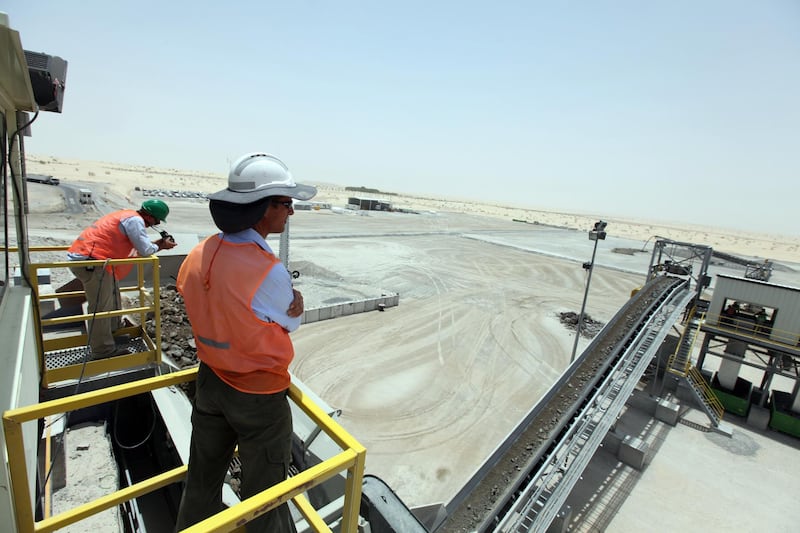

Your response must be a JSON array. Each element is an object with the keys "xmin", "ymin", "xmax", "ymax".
[{"xmin": 438, "ymin": 276, "xmax": 693, "ymax": 533}]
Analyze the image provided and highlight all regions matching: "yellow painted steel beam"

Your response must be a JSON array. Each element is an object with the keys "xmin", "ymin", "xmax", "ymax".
[
  {"xmin": 9, "ymin": 259, "xmax": 367, "ymax": 532},
  {"xmin": 340, "ymin": 460, "xmax": 366, "ymax": 532},
  {"xmin": 292, "ymin": 493, "xmax": 332, "ymax": 532},
  {"xmin": 289, "ymin": 385, "xmax": 366, "ymax": 454},
  {"xmin": 181, "ymin": 449, "xmax": 359, "ymax": 533},
  {"xmin": 286, "ymin": 383, "xmax": 367, "ymax": 532},
  {"xmin": 6, "ymin": 368, "xmax": 198, "ymax": 423},
  {"xmin": 40, "ymin": 304, "xmax": 152, "ymax": 327},
  {"xmin": 35, "ymin": 466, "xmax": 187, "ymax": 533},
  {"xmin": 38, "ymin": 290, "xmax": 83, "ymax": 302},
  {"xmin": 3, "ymin": 370, "xmax": 197, "ymax": 532},
  {"xmin": 6, "ymin": 370, "xmax": 367, "ymax": 533},
  {"xmin": 3, "ymin": 417, "xmax": 34, "ymax": 532},
  {"xmin": 32, "ymin": 256, "xmax": 158, "ymax": 271}
]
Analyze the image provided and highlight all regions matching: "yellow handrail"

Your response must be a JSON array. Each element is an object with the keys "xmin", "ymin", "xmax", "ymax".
[
  {"xmin": 27, "ymin": 251, "xmax": 162, "ymax": 386},
  {"xmin": 3, "ymin": 369, "xmax": 366, "ymax": 533},
  {"xmin": 705, "ymin": 312, "xmax": 798, "ymax": 347},
  {"xmin": 687, "ymin": 366, "xmax": 724, "ymax": 421},
  {"xmin": 4, "ymin": 247, "xmax": 366, "ymax": 532},
  {"xmin": 666, "ymin": 310, "xmax": 704, "ymax": 376}
]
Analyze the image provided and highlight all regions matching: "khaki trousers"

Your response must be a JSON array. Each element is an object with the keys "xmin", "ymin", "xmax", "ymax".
[{"xmin": 69, "ymin": 264, "xmax": 121, "ymax": 356}]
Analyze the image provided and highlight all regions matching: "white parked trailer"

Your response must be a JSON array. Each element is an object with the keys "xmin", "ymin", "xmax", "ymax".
[{"xmin": 78, "ymin": 188, "xmax": 93, "ymax": 204}]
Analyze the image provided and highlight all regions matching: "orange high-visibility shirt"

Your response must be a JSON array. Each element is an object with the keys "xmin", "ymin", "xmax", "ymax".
[
  {"xmin": 177, "ymin": 234, "xmax": 294, "ymax": 394},
  {"xmin": 68, "ymin": 209, "xmax": 140, "ymax": 279}
]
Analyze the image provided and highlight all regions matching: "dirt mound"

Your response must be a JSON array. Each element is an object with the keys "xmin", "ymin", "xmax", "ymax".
[{"xmin": 559, "ymin": 311, "xmax": 605, "ymax": 338}]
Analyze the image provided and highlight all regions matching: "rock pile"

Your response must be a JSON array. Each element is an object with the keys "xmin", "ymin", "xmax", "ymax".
[
  {"xmin": 144, "ymin": 285, "xmax": 198, "ymax": 369},
  {"xmin": 559, "ymin": 311, "xmax": 605, "ymax": 338}
]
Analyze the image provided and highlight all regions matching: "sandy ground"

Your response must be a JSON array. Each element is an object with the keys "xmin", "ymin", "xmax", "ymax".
[
  {"xmin": 10, "ymin": 156, "xmax": 800, "ymax": 521},
  {"xmin": 20, "ymin": 154, "xmax": 800, "ymax": 264}
]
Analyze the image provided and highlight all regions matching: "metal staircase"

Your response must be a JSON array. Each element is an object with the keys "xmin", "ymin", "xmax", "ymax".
[
  {"xmin": 685, "ymin": 366, "xmax": 724, "ymax": 426},
  {"xmin": 667, "ymin": 315, "xmax": 701, "ymax": 375},
  {"xmin": 667, "ymin": 313, "xmax": 724, "ymax": 426}
]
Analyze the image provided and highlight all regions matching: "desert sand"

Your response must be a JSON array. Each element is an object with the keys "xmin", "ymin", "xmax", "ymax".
[
  {"xmin": 13, "ymin": 155, "xmax": 800, "ymax": 514},
  {"xmin": 22, "ymin": 154, "xmax": 800, "ymax": 264}
]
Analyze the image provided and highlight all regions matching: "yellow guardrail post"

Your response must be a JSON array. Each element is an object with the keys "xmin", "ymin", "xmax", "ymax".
[
  {"xmin": 4, "ymin": 371, "xmax": 366, "ymax": 532},
  {"xmin": 27, "ymin": 253, "xmax": 162, "ymax": 386},
  {"xmin": 288, "ymin": 384, "xmax": 366, "ymax": 533},
  {"xmin": 3, "ymin": 369, "xmax": 197, "ymax": 533},
  {"xmin": 9, "ymin": 247, "xmax": 366, "ymax": 532}
]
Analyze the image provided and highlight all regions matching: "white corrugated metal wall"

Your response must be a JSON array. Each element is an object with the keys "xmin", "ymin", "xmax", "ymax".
[{"xmin": 709, "ymin": 274, "xmax": 800, "ymax": 345}]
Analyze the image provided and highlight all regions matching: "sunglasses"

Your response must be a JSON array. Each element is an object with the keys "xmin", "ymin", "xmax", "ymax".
[{"xmin": 270, "ymin": 199, "xmax": 293, "ymax": 209}]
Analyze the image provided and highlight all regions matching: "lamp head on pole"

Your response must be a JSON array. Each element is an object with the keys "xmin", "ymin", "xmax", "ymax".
[{"xmin": 589, "ymin": 220, "xmax": 607, "ymax": 241}]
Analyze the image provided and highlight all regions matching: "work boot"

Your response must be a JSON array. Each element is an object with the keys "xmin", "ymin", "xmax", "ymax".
[
  {"xmin": 90, "ymin": 344, "xmax": 132, "ymax": 361},
  {"xmin": 113, "ymin": 333, "xmax": 132, "ymax": 345}
]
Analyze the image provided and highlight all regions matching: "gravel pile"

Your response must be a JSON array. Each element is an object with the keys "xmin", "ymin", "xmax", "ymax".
[
  {"xmin": 559, "ymin": 311, "xmax": 605, "ymax": 338},
  {"xmin": 145, "ymin": 285, "xmax": 198, "ymax": 370}
]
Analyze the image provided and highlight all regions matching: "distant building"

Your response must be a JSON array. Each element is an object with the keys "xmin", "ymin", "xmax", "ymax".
[
  {"xmin": 78, "ymin": 188, "xmax": 93, "ymax": 204},
  {"xmin": 347, "ymin": 196, "xmax": 392, "ymax": 211},
  {"xmin": 294, "ymin": 201, "xmax": 331, "ymax": 211}
]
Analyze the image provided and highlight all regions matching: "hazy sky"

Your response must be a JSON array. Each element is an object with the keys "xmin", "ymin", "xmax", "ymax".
[{"xmin": 4, "ymin": 1, "xmax": 798, "ymax": 235}]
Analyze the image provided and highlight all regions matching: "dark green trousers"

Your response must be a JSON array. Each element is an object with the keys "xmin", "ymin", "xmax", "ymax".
[{"xmin": 175, "ymin": 363, "xmax": 296, "ymax": 532}]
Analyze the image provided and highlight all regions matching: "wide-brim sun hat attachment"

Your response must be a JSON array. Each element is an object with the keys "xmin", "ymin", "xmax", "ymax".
[
  {"xmin": 208, "ymin": 152, "xmax": 317, "ymax": 204},
  {"xmin": 209, "ymin": 197, "xmax": 271, "ymax": 233}
]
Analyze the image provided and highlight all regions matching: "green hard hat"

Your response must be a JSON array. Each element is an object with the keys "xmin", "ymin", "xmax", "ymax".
[{"xmin": 141, "ymin": 199, "xmax": 169, "ymax": 222}]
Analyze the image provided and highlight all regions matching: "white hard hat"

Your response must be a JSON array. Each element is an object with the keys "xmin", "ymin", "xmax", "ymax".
[{"xmin": 208, "ymin": 152, "xmax": 317, "ymax": 204}]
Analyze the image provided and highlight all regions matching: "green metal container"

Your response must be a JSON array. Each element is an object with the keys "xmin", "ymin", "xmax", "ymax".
[{"xmin": 769, "ymin": 391, "xmax": 800, "ymax": 438}]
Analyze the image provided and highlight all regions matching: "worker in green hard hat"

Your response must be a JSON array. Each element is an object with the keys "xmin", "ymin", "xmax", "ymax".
[
  {"xmin": 140, "ymin": 198, "xmax": 170, "ymax": 223},
  {"xmin": 67, "ymin": 199, "xmax": 177, "ymax": 359}
]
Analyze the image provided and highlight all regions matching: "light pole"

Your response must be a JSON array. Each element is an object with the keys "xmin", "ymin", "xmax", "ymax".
[{"xmin": 570, "ymin": 220, "xmax": 607, "ymax": 363}]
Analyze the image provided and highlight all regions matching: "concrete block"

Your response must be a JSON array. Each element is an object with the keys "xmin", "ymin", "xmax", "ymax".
[
  {"xmin": 714, "ymin": 421, "xmax": 734, "ymax": 437},
  {"xmin": 655, "ymin": 398, "xmax": 680, "ymax": 426},
  {"xmin": 619, "ymin": 435, "xmax": 648, "ymax": 470},
  {"xmin": 601, "ymin": 431, "xmax": 623, "ymax": 455},
  {"xmin": 341, "ymin": 303, "xmax": 354, "ymax": 316},
  {"xmin": 626, "ymin": 390, "xmax": 659, "ymax": 415},
  {"xmin": 305, "ymin": 308, "xmax": 320, "ymax": 324},
  {"xmin": 353, "ymin": 301, "xmax": 365, "ymax": 313},
  {"xmin": 746, "ymin": 405, "xmax": 770, "ymax": 431},
  {"xmin": 319, "ymin": 306, "xmax": 332, "ymax": 321},
  {"xmin": 674, "ymin": 378, "xmax": 695, "ymax": 404},
  {"xmin": 14, "ymin": 266, "xmax": 50, "ymax": 286}
]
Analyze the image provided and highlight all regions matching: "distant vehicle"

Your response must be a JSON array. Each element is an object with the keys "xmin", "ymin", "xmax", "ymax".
[{"xmin": 26, "ymin": 173, "xmax": 60, "ymax": 186}]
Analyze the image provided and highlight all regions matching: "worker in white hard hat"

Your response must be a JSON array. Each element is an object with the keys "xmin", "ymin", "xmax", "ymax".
[{"xmin": 175, "ymin": 153, "xmax": 316, "ymax": 533}]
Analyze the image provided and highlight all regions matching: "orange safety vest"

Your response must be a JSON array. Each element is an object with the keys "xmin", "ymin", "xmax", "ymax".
[
  {"xmin": 177, "ymin": 234, "xmax": 294, "ymax": 394},
  {"xmin": 68, "ymin": 209, "xmax": 140, "ymax": 279}
]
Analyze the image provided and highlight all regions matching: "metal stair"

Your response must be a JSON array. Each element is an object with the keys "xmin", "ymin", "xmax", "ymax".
[
  {"xmin": 666, "ymin": 314, "xmax": 724, "ymax": 426},
  {"xmin": 685, "ymin": 366, "xmax": 724, "ymax": 426},
  {"xmin": 667, "ymin": 316, "xmax": 701, "ymax": 375}
]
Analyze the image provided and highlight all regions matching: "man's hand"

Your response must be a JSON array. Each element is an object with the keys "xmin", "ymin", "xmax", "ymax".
[
  {"xmin": 287, "ymin": 288, "xmax": 304, "ymax": 317},
  {"xmin": 155, "ymin": 238, "xmax": 178, "ymax": 251}
]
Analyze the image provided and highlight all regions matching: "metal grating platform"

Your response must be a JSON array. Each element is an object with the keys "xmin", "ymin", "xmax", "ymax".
[{"xmin": 44, "ymin": 337, "xmax": 148, "ymax": 369}]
